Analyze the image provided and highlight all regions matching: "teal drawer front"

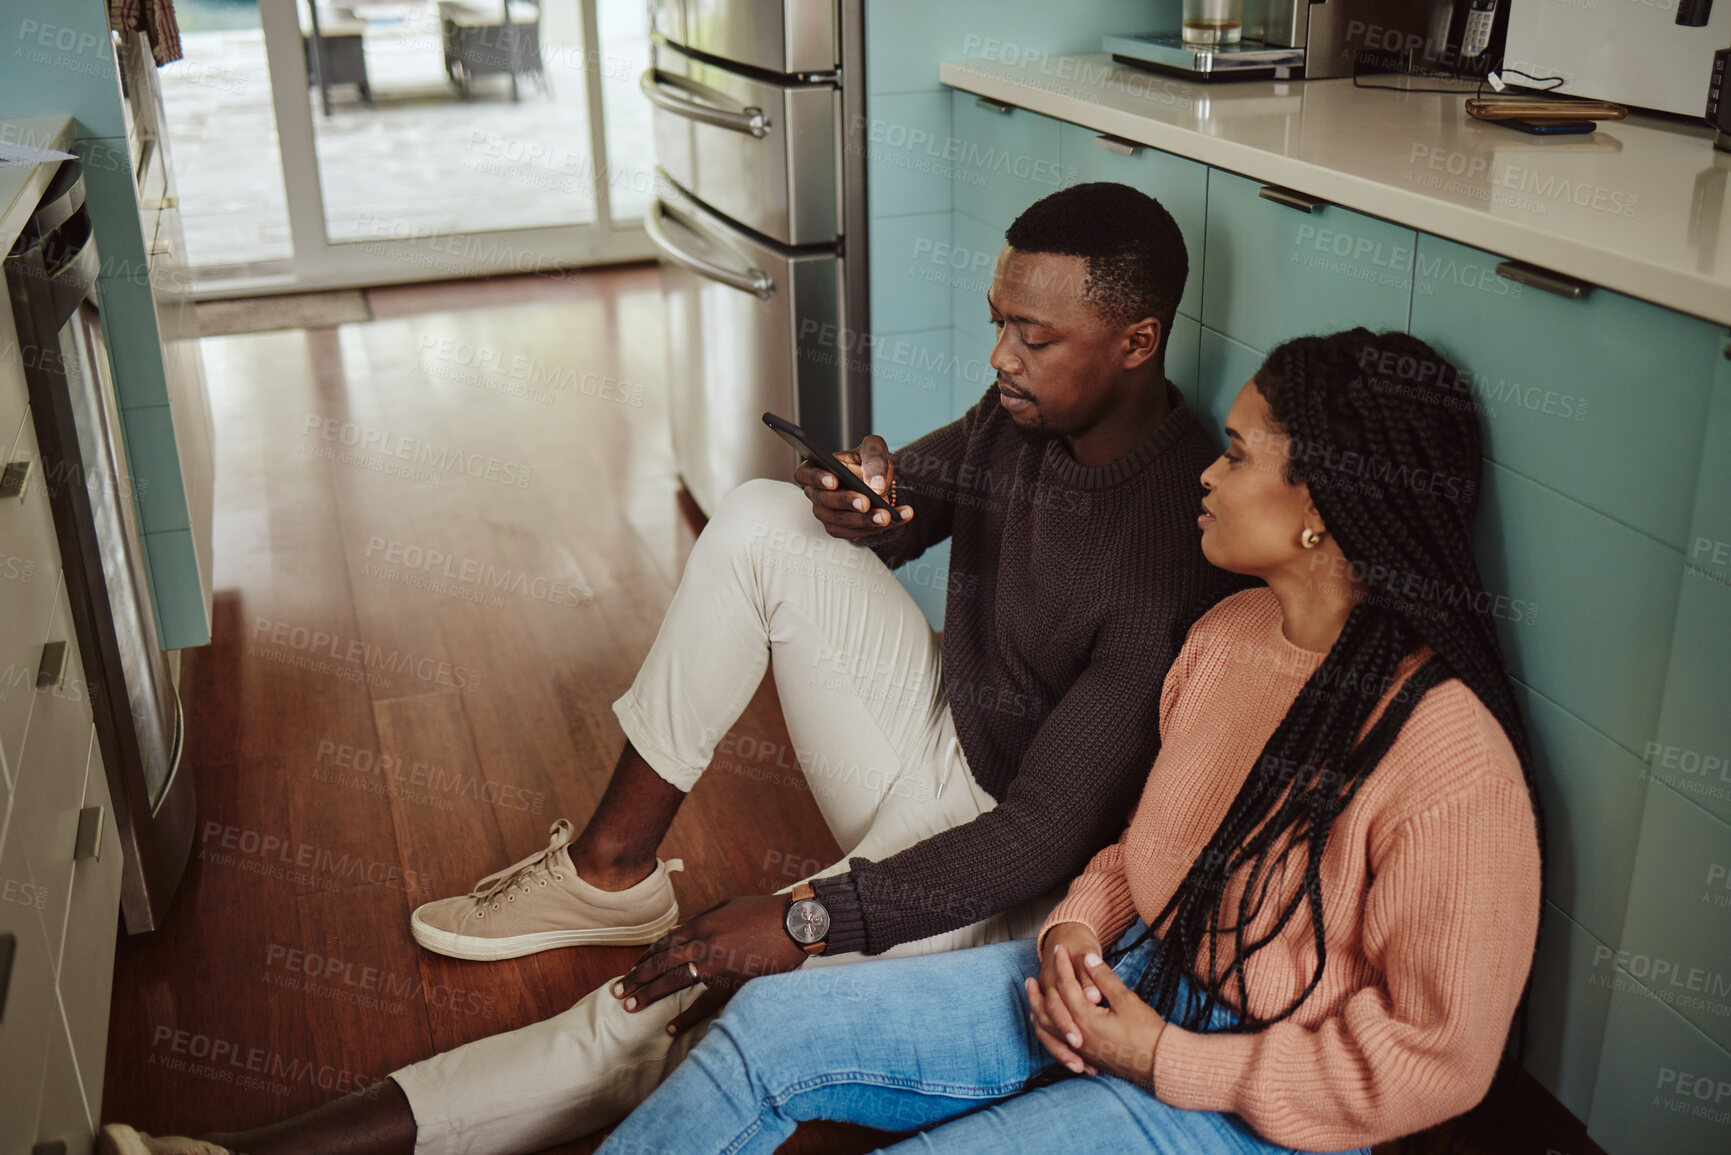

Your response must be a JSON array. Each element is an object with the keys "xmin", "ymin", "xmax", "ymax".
[
  {"xmin": 1522, "ymin": 682, "xmax": 1647, "ymax": 947},
  {"xmin": 1686, "ymin": 351, "xmax": 1731, "ymax": 589},
  {"xmin": 1168, "ymin": 315, "xmax": 1200, "ymax": 410},
  {"xmin": 1058, "ymin": 123, "xmax": 1207, "ymax": 321},
  {"xmin": 949, "ymin": 93, "xmax": 1065, "ymax": 237},
  {"xmin": 1201, "ymin": 169, "xmax": 1415, "ymax": 354},
  {"xmin": 1195, "ymin": 326, "xmax": 1264, "ymax": 445},
  {"xmin": 1474, "ymin": 462, "xmax": 1679, "ymax": 759},
  {"xmin": 121, "ymin": 404, "xmax": 190, "ymax": 535},
  {"xmin": 872, "ymin": 330, "xmax": 954, "ymax": 452},
  {"xmin": 1652, "ymin": 572, "xmax": 1731, "ymax": 827},
  {"xmin": 871, "ymin": 212, "xmax": 953, "ymax": 335},
  {"xmin": 1588, "ymin": 970, "xmax": 1731, "ymax": 1155},
  {"xmin": 864, "ymin": 91, "xmax": 954, "ymax": 218},
  {"xmin": 1615, "ymin": 781, "xmax": 1731, "ymax": 1051},
  {"xmin": 1524, "ymin": 902, "xmax": 1614, "ymax": 1123},
  {"xmin": 1410, "ymin": 235, "xmax": 1719, "ymax": 552},
  {"xmin": 951, "ymin": 325, "xmax": 994, "ymax": 423},
  {"xmin": 143, "ymin": 528, "xmax": 210, "ymax": 649},
  {"xmin": 95, "ymin": 275, "xmax": 172, "ymax": 411},
  {"xmin": 950, "ymin": 209, "xmax": 1002, "ymax": 344}
]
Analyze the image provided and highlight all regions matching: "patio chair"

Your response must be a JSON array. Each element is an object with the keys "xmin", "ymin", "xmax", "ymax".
[
  {"xmin": 300, "ymin": 2, "xmax": 373, "ymax": 115},
  {"xmin": 437, "ymin": 1, "xmax": 550, "ymax": 101}
]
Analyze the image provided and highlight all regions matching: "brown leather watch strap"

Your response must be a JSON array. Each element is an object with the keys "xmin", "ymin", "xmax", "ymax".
[{"xmin": 790, "ymin": 883, "xmax": 826, "ymax": 954}]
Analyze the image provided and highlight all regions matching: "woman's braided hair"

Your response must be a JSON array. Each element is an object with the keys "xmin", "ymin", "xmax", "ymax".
[{"xmin": 1109, "ymin": 330, "xmax": 1546, "ymax": 1079}]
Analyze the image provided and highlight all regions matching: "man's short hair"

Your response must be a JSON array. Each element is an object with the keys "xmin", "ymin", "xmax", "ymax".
[{"xmin": 1003, "ymin": 182, "xmax": 1188, "ymax": 336}]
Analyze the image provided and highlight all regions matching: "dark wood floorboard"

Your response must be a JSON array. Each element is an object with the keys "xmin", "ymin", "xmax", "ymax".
[
  {"xmin": 102, "ymin": 266, "xmax": 865, "ymax": 1153},
  {"xmin": 102, "ymin": 266, "xmax": 1602, "ymax": 1155}
]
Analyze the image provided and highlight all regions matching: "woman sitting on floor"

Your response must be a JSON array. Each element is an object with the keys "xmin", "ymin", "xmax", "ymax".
[{"xmin": 594, "ymin": 327, "xmax": 1547, "ymax": 1155}]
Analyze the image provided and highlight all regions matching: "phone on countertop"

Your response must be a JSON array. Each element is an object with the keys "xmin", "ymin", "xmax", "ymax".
[
  {"xmin": 1498, "ymin": 118, "xmax": 1597, "ymax": 136},
  {"xmin": 762, "ymin": 412, "xmax": 898, "ymax": 514}
]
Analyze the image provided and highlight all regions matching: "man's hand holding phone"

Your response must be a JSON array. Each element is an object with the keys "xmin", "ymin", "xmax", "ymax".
[{"xmin": 795, "ymin": 433, "xmax": 914, "ymax": 541}]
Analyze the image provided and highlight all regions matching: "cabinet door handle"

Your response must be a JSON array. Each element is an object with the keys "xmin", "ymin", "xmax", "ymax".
[
  {"xmin": 144, "ymin": 195, "xmax": 179, "ymax": 210},
  {"xmin": 1257, "ymin": 185, "xmax": 1327, "ymax": 213},
  {"xmin": 74, "ymin": 806, "xmax": 106, "ymax": 862},
  {"xmin": 1093, "ymin": 134, "xmax": 1144, "ymax": 155},
  {"xmin": 0, "ymin": 460, "xmax": 30, "ymax": 500},
  {"xmin": 974, "ymin": 96, "xmax": 1015, "ymax": 114},
  {"xmin": 36, "ymin": 641, "xmax": 67, "ymax": 690},
  {"xmin": 1494, "ymin": 260, "xmax": 1592, "ymax": 301}
]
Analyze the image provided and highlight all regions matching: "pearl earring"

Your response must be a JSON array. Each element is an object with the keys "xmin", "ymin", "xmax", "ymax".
[{"xmin": 1300, "ymin": 528, "xmax": 1322, "ymax": 549}]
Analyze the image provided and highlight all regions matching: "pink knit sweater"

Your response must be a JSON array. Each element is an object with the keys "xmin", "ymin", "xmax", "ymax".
[{"xmin": 1036, "ymin": 588, "xmax": 1543, "ymax": 1151}]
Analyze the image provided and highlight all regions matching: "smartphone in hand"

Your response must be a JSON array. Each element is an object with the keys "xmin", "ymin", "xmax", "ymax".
[{"xmin": 762, "ymin": 412, "xmax": 897, "ymax": 514}]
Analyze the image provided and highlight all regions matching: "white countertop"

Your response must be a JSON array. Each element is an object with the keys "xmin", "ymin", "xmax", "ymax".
[
  {"xmin": 0, "ymin": 116, "xmax": 77, "ymax": 255},
  {"xmin": 939, "ymin": 55, "xmax": 1731, "ymax": 327}
]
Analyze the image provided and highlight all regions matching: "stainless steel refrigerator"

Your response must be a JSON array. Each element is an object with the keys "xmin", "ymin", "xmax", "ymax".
[{"xmin": 643, "ymin": 0, "xmax": 869, "ymax": 515}]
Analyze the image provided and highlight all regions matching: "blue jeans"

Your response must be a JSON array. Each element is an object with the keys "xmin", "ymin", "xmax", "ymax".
[{"xmin": 595, "ymin": 920, "xmax": 1370, "ymax": 1155}]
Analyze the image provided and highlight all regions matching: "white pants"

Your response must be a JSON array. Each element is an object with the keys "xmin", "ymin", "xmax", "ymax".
[{"xmin": 391, "ymin": 478, "xmax": 1064, "ymax": 1155}]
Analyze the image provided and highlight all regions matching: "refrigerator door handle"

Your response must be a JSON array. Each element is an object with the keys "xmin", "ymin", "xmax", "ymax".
[
  {"xmin": 645, "ymin": 198, "xmax": 776, "ymax": 300},
  {"xmin": 639, "ymin": 68, "xmax": 770, "ymax": 138}
]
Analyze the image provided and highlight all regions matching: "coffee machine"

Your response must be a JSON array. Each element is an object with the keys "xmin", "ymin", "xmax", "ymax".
[{"xmin": 1105, "ymin": 0, "xmax": 1510, "ymax": 82}]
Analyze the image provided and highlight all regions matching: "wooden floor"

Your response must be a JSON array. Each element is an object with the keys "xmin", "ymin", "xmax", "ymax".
[
  {"xmin": 100, "ymin": 265, "xmax": 1605, "ymax": 1155},
  {"xmin": 100, "ymin": 264, "xmax": 869, "ymax": 1153}
]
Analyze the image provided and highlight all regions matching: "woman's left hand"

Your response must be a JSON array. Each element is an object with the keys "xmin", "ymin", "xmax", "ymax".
[{"xmin": 1024, "ymin": 944, "xmax": 1168, "ymax": 1090}]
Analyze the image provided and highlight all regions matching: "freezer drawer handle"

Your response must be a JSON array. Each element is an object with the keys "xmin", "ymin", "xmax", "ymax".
[
  {"xmin": 639, "ymin": 69, "xmax": 769, "ymax": 139},
  {"xmin": 645, "ymin": 199, "xmax": 776, "ymax": 301}
]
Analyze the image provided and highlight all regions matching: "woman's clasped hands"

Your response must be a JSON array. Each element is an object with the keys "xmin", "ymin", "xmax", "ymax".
[{"xmin": 1024, "ymin": 923, "xmax": 1168, "ymax": 1090}]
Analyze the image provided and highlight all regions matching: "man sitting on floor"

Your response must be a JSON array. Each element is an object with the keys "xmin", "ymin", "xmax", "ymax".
[{"xmin": 102, "ymin": 181, "xmax": 1244, "ymax": 1155}]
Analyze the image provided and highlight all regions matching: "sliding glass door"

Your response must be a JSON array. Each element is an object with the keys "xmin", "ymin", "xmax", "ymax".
[{"xmin": 159, "ymin": 0, "xmax": 654, "ymax": 294}]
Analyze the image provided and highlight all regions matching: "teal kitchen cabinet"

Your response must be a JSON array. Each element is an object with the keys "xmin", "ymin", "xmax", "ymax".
[
  {"xmin": 1650, "ymin": 348, "xmax": 1731, "ymax": 828},
  {"xmin": 1167, "ymin": 315, "xmax": 1200, "ymax": 409},
  {"xmin": 1472, "ymin": 463, "xmax": 1678, "ymax": 772},
  {"xmin": 1612, "ymin": 781, "xmax": 1731, "ymax": 1053},
  {"xmin": 950, "ymin": 92, "xmax": 1066, "ymax": 238},
  {"xmin": 1524, "ymin": 903, "xmax": 1617, "ymax": 1122},
  {"xmin": 1058, "ymin": 123, "xmax": 1207, "ymax": 321},
  {"xmin": 1194, "ymin": 326, "xmax": 1264, "ymax": 444},
  {"xmin": 1409, "ymin": 236, "xmax": 1719, "ymax": 554},
  {"xmin": 1586, "ymin": 965, "xmax": 1731, "ymax": 1155},
  {"xmin": 1201, "ymin": 169, "xmax": 1415, "ymax": 355}
]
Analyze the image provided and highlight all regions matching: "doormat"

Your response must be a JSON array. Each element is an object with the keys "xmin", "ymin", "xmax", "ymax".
[{"xmin": 194, "ymin": 290, "xmax": 373, "ymax": 337}]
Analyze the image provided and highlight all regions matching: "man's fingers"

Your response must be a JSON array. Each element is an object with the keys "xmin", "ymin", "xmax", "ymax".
[
  {"xmin": 808, "ymin": 485, "xmax": 877, "ymax": 514},
  {"xmin": 619, "ymin": 936, "xmax": 702, "ymax": 1000},
  {"xmin": 793, "ymin": 461, "xmax": 841, "ymax": 490},
  {"xmin": 857, "ymin": 435, "xmax": 890, "ymax": 494},
  {"xmin": 623, "ymin": 950, "xmax": 704, "ymax": 1010},
  {"xmin": 667, "ymin": 986, "xmax": 734, "ymax": 1037}
]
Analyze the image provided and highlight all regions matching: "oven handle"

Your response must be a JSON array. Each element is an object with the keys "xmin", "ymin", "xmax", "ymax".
[
  {"xmin": 644, "ymin": 198, "xmax": 776, "ymax": 301},
  {"xmin": 639, "ymin": 68, "xmax": 769, "ymax": 138}
]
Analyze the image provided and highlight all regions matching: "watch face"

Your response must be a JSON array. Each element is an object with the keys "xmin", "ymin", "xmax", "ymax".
[{"xmin": 786, "ymin": 898, "xmax": 830, "ymax": 944}]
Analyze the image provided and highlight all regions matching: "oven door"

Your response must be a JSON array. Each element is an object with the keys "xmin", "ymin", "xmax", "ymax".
[
  {"xmin": 644, "ymin": 41, "xmax": 839, "ymax": 248},
  {"xmin": 646, "ymin": 183, "xmax": 841, "ymax": 517}
]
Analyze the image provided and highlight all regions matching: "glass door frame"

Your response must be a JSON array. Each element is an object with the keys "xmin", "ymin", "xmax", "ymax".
[{"xmin": 195, "ymin": 0, "xmax": 654, "ymax": 299}]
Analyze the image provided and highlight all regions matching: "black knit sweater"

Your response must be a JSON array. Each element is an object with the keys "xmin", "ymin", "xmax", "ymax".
[{"xmin": 809, "ymin": 381, "xmax": 1242, "ymax": 955}]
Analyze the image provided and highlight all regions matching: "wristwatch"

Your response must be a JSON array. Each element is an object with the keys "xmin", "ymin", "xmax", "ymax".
[{"xmin": 784, "ymin": 882, "xmax": 830, "ymax": 955}]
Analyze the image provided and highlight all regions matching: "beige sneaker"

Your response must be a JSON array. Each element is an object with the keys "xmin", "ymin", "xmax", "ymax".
[
  {"xmin": 410, "ymin": 819, "xmax": 683, "ymax": 960},
  {"xmin": 99, "ymin": 1124, "xmax": 233, "ymax": 1155}
]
